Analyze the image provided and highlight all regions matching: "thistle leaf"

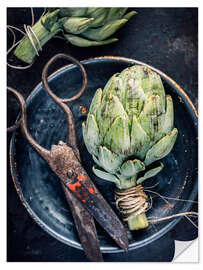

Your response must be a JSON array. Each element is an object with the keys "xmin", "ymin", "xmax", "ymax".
[
  {"xmin": 96, "ymin": 94, "xmax": 128, "ymax": 140},
  {"xmin": 136, "ymin": 162, "xmax": 164, "ymax": 184},
  {"xmin": 162, "ymin": 95, "xmax": 174, "ymax": 135},
  {"xmin": 120, "ymin": 159, "xmax": 145, "ymax": 177},
  {"xmin": 119, "ymin": 67, "xmax": 146, "ymax": 118},
  {"xmin": 92, "ymin": 155, "xmax": 102, "ymax": 167},
  {"xmin": 138, "ymin": 95, "xmax": 165, "ymax": 142},
  {"xmin": 141, "ymin": 67, "xmax": 166, "ymax": 110},
  {"xmin": 123, "ymin": 11, "xmax": 137, "ymax": 20},
  {"xmin": 144, "ymin": 128, "xmax": 178, "ymax": 166},
  {"xmin": 102, "ymin": 73, "xmax": 122, "ymax": 99},
  {"xmin": 93, "ymin": 165, "xmax": 120, "ymax": 185},
  {"xmin": 82, "ymin": 114, "xmax": 101, "ymax": 156},
  {"xmin": 59, "ymin": 8, "xmax": 88, "ymax": 17},
  {"xmin": 106, "ymin": 8, "xmax": 128, "ymax": 21},
  {"xmin": 88, "ymin": 88, "xmax": 102, "ymax": 116},
  {"xmin": 64, "ymin": 34, "xmax": 118, "ymax": 47},
  {"xmin": 61, "ymin": 17, "xmax": 94, "ymax": 34},
  {"xmin": 41, "ymin": 9, "xmax": 60, "ymax": 31},
  {"xmin": 98, "ymin": 146, "xmax": 123, "ymax": 173},
  {"xmin": 82, "ymin": 19, "xmax": 128, "ymax": 41},
  {"xmin": 86, "ymin": 8, "xmax": 109, "ymax": 27},
  {"xmin": 130, "ymin": 115, "xmax": 151, "ymax": 160},
  {"xmin": 104, "ymin": 116, "xmax": 131, "ymax": 157}
]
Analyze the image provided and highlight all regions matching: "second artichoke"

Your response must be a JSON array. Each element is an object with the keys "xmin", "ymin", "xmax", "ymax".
[{"xmin": 14, "ymin": 8, "xmax": 136, "ymax": 64}]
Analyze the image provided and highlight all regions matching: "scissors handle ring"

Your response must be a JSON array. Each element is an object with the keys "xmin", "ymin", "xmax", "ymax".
[
  {"xmin": 7, "ymin": 86, "xmax": 25, "ymax": 132},
  {"xmin": 42, "ymin": 53, "xmax": 88, "ymax": 103}
]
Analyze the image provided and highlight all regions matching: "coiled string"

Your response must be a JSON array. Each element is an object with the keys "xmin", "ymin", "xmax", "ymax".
[
  {"xmin": 115, "ymin": 184, "xmax": 198, "ymax": 228},
  {"xmin": 115, "ymin": 185, "xmax": 149, "ymax": 221},
  {"xmin": 7, "ymin": 8, "xmax": 45, "ymax": 69}
]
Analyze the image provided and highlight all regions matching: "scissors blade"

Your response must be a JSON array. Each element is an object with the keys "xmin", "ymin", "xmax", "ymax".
[
  {"xmin": 64, "ymin": 175, "xmax": 128, "ymax": 251},
  {"xmin": 61, "ymin": 183, "xmax": 103, "ymax": 262}
]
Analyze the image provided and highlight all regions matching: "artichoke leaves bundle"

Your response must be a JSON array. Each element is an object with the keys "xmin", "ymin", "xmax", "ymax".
[
  {"xmin": 82, "ymin": 65, "xmax": 178, "ymax": 231},
  {"xmin": 14, "ymin": 8, "xmax": 136, "ymax": 64}
]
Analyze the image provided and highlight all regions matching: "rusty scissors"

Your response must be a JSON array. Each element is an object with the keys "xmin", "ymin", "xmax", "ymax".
[{"xmin": 7, "ymin": 53, "xmax": 128, "ymax": 262}]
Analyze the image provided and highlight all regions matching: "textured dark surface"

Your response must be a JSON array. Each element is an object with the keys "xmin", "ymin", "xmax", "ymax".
[{"xmin": 7, "ymin": 8, "xmax": 198, "ymax": 262}]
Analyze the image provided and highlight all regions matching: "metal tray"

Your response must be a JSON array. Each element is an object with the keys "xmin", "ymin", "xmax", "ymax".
[{"xmin": 9, "ymin": 56, "xmax": 198, "ymax": 253}]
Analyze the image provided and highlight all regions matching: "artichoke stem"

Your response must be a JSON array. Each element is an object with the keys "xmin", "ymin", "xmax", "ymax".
[
  {"xmin": 118, "ymin": 176, "xmax": 137, "ymax": 189},
  {"xmin": 115, "ymin": 178, "xmax": 149, "ymax": 230},
  {"xmin": 14, "ymin": 19, "xmax": 58, "ymax": 64},
  {"xmin": 127, "ymin": 212, "xmax": 148, "ymax": 230}
]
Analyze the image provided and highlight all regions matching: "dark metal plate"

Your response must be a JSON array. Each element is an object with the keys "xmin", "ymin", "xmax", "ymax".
[{"xmin": 9, "ymin": 56, "xmax": 198, "ymax": 253}]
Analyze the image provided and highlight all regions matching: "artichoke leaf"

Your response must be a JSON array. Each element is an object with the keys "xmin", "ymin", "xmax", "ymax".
[
  {"xmin": 102, "ymin": 73, "xmax": 122, "ymax": 99},
  {"xmin": 82, "ymin": 114, "xmax": 101, "ymax": 156},
  {"xmin": 59, "ymin": 8, "xmax": 88, "ymax": 17},
  {"xmin": 106, "ymin": 8, "xmax": 128, "ymax": 21},
  {"xmin": 104, "ymin": 116, "xmax": 131, "ymax": 157},
  {"xmin": 88, "ymin": 88, "xmax": 102, "ymax": 116},
  {"xmin": 64, "ymin": 34, "xmax": 118, "ymax": 47},
  {"xmin": 120, "ymin": 160, "xmax": 136, "ymax": 177},
  {"xmin": 119, "ymin": 68, "xmax": 146, "ymax": 118},
  {"xmin": 120, "ymin": 159, "xmax": 145, "ymax": 177},
  {"xmin": 123, "ymin": 11, "xmax": 137, "ymax": 20},
  {"xmin": 86, "ymin": 8, "xmax": 106, "ymax": 17},
  {"xmin": 138, "ymin": 95, "xmax": 165, "ymax": 142},
  {"xmin": 87, "ymin": 8, "xmax": 109, "ymax": 28},
  {"xmin": 96, "ymin": 94, "xmax": 128, "ymax": 139},
  {"xmin": 130, "ymin": 115, "xmax": 151, "ymax": 160},
  {"xmin": 140, "ymin": 67, "xmax": 165, "ymax": 110},
  {"xmin": 162, "ymin": 95, "xmax": 174, "ymax": 136},
  {"xmin": 136, "ymin": 162, "xmax": 164, "ymax": 185},
  {"xmin": 82, "ymin": 19, "xmax": 128, "ymax": 41},
  {"xmin": 98, "ymin": 146, "xmax": 123, "ymax": 173},
  {"xmin": 41, "ymin": 9, "xmax": 60, "ymax": 32},
  {"xmin": 61, "ymin": 17, "xmax": 94, "ymax": 34},
  {"xmin": 147, "ymin": 69, "xmax": 166, "ymax": 109},
  {"xmin": 93, "ymin": 165, "xmax": 120, "ymax": 186},
  {"xmin": 92, "ymin": 155, "xmax": 102, "ymax": 167},
  {"xmin": 144, "ymin": 128, "xmax": 178, "ymax": 166}
]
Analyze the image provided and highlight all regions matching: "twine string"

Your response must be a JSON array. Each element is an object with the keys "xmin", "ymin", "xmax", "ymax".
[
  {"xmin": 115, "ymin": 185, "xmax": 149, "ymax": 221},
  {"xmin": 148, "ymin": 211, "xmax": 198, "ymax": 226},
  {"xmin": 23, "ymin": 24, "xmax": 42, "ymax": 56},
  {"xmin": 7, "ymin": 8, "xmax": 44, "ymax": 69},
  {"xmin": 144, "ymin": 189, "xmax": 198, "ymax": 204},
  {"xmin": 115, "ymin": 184, "xmax": 198, "ymax": 229}
]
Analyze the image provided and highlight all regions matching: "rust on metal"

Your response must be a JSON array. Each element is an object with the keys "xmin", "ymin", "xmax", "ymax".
[{"xmin": 8, "ymin": 54, "xmax": 129, "ymax": 261}]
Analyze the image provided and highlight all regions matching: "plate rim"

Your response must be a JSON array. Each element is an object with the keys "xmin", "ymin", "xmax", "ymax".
[{"xmin": 9, "ymin": 56, "xmax": 198, "ymax": 253}]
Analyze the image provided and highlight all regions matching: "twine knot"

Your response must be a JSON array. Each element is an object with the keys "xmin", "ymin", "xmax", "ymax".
[{"xmin": 115, "ymin": 185, "xmax": 149, "ymax": 221}]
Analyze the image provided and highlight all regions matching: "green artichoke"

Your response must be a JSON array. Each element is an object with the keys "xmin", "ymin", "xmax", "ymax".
[
  {"xmin": 14, "ymin": 8, "xmax": 136, "ymax": 64},
  {"xmin": 82, "ymin": 65, "xmax": 178, "ymax": 230}
]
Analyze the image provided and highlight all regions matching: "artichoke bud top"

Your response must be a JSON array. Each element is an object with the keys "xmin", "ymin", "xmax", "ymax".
[
  {"xmin": 41, "ymin": 9, "xmax": 61, "ymax": 32},
  {"xmin": 83, "ymin": 65, "xmax": 177, "ymax": 191}
]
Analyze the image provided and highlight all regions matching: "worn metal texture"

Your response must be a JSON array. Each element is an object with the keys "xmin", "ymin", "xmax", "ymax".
[
  {"xmin": 7, "ymin": 8, "xmax": 198, "ymax": 262},
  {"xmin": 8, "ymin": 54, "xmax": 129, "ymax": 260},
  {"xmin": 48, "ymin": 141, "xmax": 128, "ymax": 251}
]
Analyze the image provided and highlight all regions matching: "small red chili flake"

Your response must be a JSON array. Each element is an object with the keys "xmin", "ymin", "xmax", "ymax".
[{"xmin": 79, "ymin": 105, "xmax": 87, "ymax": 114}]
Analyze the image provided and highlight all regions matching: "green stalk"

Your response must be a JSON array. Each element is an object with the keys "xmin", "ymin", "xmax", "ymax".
[
  {"xmin": 118, "ymin": 176, "xmax": 148, "ymax": 230},
  {"xmin": 14, "ymin": 14, "xmax": 60, "ymax": 64}
]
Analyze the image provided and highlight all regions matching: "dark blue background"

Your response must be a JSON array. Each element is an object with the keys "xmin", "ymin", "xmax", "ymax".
[{"xmin": 7, "ymin": 7, "xmax": 198, "ymax": 262}]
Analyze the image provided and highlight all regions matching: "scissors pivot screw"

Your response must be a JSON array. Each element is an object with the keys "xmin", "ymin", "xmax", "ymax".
[{"xmin": 67, "ymin": 170, "xmax": 73, "ymax": 178}]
